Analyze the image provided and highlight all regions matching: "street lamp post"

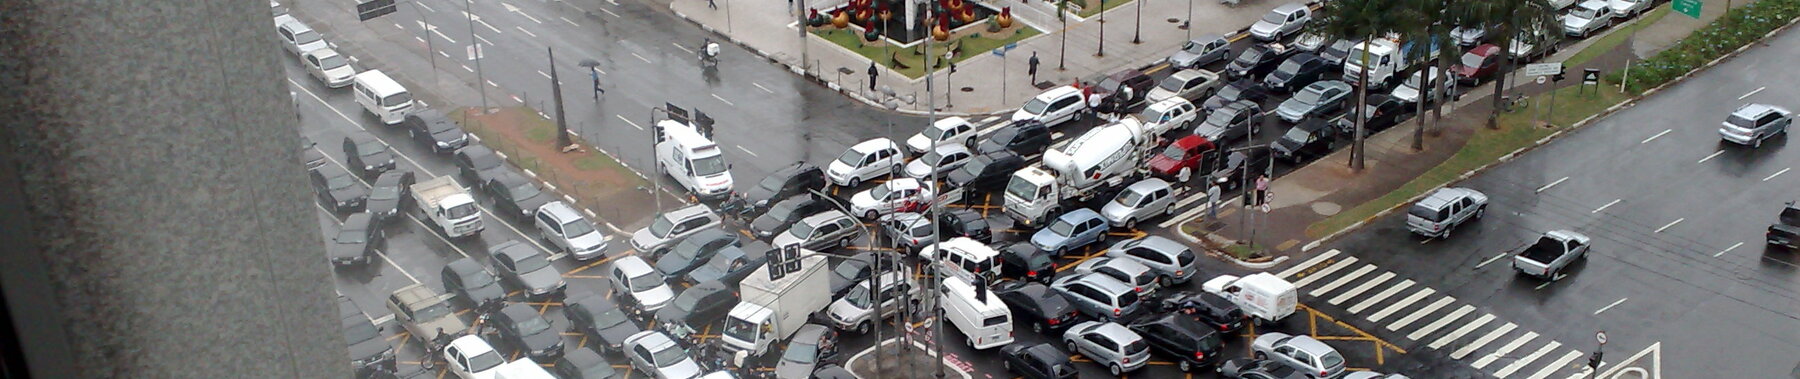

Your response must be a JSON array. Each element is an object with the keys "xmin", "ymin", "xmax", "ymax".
[
  {"xmin": 465, "ymin": 0, "xmax": 489, "ymax": 112},
  {"xmin": 1096, "ymin": 0, "xmax": 1106, "ymax": 57},
  {"xmin": 1132, "ymin": 0, "xmax": 1142, "ymax": 44},
  {"xmin": 1183, "ymin": 0, "xmax": 1193, "ymax": 39},
  {"xmin": 810, "ymin": 189, "xmax": 882, "ymax": 379}
]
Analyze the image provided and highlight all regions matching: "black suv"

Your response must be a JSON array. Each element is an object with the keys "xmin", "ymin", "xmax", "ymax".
[
  {"xmin": 485, "ymin": 171, "xmax": 552, "ymax": 222},
  {"xmin": 977, "ymin": 120, "xmax": 1051, "ymax": 157},
  {"xmin": 993, "ymin": 280, "xmax": 1081, "ymax": 334},
  {"xmin": 1263, "ymin": 53, "xmax": 1330, "ymax": 93},
  {"xmin": 749, "ymin": 194, "xmax": 831, "ymax": 239},
  {"xmin": 1226, "ymin": 44, "xmax": 1294, "ymax": 80},
  {"xmin": 735, "ymin": 162, "xmax": 826, "ymax": 218},
  {"xmin": 453, "ymin": 145, "xmax": 507, "ymax": 192},
  {"xmin": 998, "ymin": 241, "xmax": 1057, "ymax": 283},
  {"xmin": 1202, "ymin": 79, "xmax": 1273, "ymax": 114},
  {"xmin": 937, "ymin": 208, "xmax": 992, "ymax": 243},
  {"xmin": 1159, "ymin": 291, "xmax": 1246, "ymax": 333},
  {"xmin": 311, "ymin": 164, "xmax": 368, "ymax": 214},
  {"xmin": 343, "ymin": 130, "xmax": 396, "ymax": 178},
  {"xmin": 403, "ymin": 110, "xmax": 469, "ymax": 154},
  {"xmin": 946, "ymin": 151, "xmax": 1027, "ymax": 202},
  {"xmin": 1272, "ymin": 117, "xmax": 1340, "ymax": 163},
  {"xmin": 1128, "ymin": 313, "xmax": 1224, "ymax": 372},
  {"xmin": 1000, "ymin": 342, "xmax": 1079, "ymax": 379}
]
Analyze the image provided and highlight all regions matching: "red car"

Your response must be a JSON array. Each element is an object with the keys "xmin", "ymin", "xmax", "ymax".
[
  {"xmin": 1453, "ymin": 44, "xmax": 1503, "ymax": 85},
  {"xmin": 1148, "ymin": 135, "xmax": 1218, "ymax": 183}
]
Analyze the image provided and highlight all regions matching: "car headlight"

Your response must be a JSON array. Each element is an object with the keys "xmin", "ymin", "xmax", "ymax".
[
  {"xmin": 365, "ymin": 165, "xmax": 378, "ymax": 170},
  {"xmin": 436, "ymin": 140, "xmax": 450, "ymax": 147}
]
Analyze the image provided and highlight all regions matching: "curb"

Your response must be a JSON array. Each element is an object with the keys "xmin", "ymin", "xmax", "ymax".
[
  {"xmin": 1301, "ymin": 15, "xmax": 1800, "ymax": 251},
  {"xmin": 1174, "ymin": 225, "xmax": 1289, "ymax": 270}
]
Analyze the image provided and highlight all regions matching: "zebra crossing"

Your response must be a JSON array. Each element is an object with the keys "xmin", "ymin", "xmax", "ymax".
[{"xmin": 1275, "ymin": 249, "xmax": 1606, "ymax": 379}]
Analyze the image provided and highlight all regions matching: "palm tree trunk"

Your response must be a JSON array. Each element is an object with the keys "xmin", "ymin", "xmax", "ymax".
[
  {"xmin": 1487, "ymin": 26, "xmax": 1511, "ymax": 129},
  {"xmin": 1412, "ymin": 33, "xmax": 1431, "ymax": 151},
  {"xmin": 1352, "ymin": 39, "xmax": 1371, "ymax": 171},
  {"xmin": 1433, "ymin": 36, "xmax": 1450, "ymax": 131}
]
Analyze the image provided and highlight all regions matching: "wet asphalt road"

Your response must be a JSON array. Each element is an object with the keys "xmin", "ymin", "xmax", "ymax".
[{"xmin": 1302, "ymin": 23, "xmax": 1800, "ymax": 379}]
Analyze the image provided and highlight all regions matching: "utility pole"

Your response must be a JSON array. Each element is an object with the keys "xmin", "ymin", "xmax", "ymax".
[
  {"xmin": 549, "ymin": 47, "xmax": 571, "ymax": 148},
  {"xmin": 1184, "ymin": 0, "xmax": 1193, "ymax": 39},
  {"xmin": 925, "ymin": 34, "xmax": 948, "ymax": 379},
  {"xmin": 464, "ymin": 0, "xmax": 488, "ymax": 112},
  {"xmin": 1096, "ymin": 1, "xmax": 1106, "ymax": 57},
  {"xmin": 1058, "ymin": 0, "xmax": 1068, "ymax": 70},
  {"xmin": 1132, "ymin": 0, "xmax": 1143, "ymax": 44}
]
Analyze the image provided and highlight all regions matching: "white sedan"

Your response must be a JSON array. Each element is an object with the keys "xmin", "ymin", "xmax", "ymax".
[{"xmin": 849, "ymin": 178, "xmax": 934, "ymax": 220}]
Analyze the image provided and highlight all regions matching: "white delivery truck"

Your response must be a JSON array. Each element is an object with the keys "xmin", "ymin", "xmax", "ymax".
[
  {"xmin": 1201, "ymin": 272, "xmax": 1296, "ymax": 325},
  {"xmin": 411, "ymin": 176, "xmax": 484, "ymax": 238},
  {"xmin": 1341, "ymin": 35, "xmax": 1441, "ymax": 90},
  {"xmin": 1003, "ymin": 118, "xmax": 1153, "ymax": 226},
  {"xmin": 720, "ymin": 253, "xmax": 831, "ymax": 358}
]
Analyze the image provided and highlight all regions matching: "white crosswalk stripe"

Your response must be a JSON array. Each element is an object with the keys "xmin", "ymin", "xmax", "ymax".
[
  {"xmin": 1278, "ymin": 249, "xmax": 1341, "ymax": 278},
  {"xmin": 1408, "ymin": 304, "xmax": 1474, "ymax": 341},
  {"xmin": 1452, "ymin": 323, "xmax": 1517, "ymax": 360},
  {"xmin": 1386, "ymin": 296, "xmax": 1455, "ymax": 331},
  {"xmin": 1496, "ymin": 340, "xmax": 1561, "ymax": 377},
  {"xmin": 1430, "ymin": 313, "xmax": 1496, "ymax": 350},
  {"xmin": 1347, "ymin": 279, "xmax": 1413, "ymax": 314},
  {"xmin": 1366, "ymin": 287, "xmax": 1435, "ymax": 322},
  {"xmin": 1327, "ymin": 271, "xmax": 1393, "ymax": 305},
  {"xmin": 1291, "ymin": 257, "xmax": 1358, "ymax": 288},
  {"xmin": 1525, "ymin": 350, "xmax": 1585, "ymax": 379},
  {"xmin": 1472, "ymin": 332, "xmax": 1538, "ymax": 369},
  {"xmin": 1308, "ymin": 264, "xmax": 1376, "ymax": 296}
]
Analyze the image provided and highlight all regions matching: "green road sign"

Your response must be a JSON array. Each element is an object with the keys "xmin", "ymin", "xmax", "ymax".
[{"xmin": 1674, "ymin": 0, "xmax": 1702, "ymax": 19}]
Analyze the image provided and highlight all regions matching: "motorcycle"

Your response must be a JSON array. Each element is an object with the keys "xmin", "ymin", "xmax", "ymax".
[{"xmin": 700, "ymin": 39, "xmax": 721, "ymax": 68}]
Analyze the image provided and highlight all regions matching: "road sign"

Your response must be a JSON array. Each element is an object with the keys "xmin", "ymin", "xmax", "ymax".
[
  {"xmin": 466, "ymin": 44, "xmax": 484, "ymax": 60},
  {"xmin": 356, "ymin": 0, "xmax": 397, "ymax": 21},
  {"xmin": 1597, "ymin": 331, "xmax": 1608, "ymax": 345},
  {"xmin": 991, "ymin": 42, "xmax": 1019, "ymax": 57},
  {"xmin": 1583, "ymin": 68, "xmax": 1601, "ymax": 85},
  {"xmin": 1524, "ymin": 62, "xmax": 1564, "ymax": 77},
  {"xmin": 1674, "ymin": 0, "xmax": 1702, "ymax": 19}
]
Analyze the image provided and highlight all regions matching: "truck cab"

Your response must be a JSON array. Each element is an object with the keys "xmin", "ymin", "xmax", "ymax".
[
  {"xmin": 722, "ymin": 254, "xmax": 831, "ymax": 358},
  {"xmin": 1343, "ymin": 37, "xmax": 1438, "ymax": 90},
  {"xmin": 411, "ymin": 176, "xmax": 483, "ymax": 238}
]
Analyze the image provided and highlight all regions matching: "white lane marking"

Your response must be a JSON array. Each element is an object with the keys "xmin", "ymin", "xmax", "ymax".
[
  {"xmin": 485, "ymin": 80, "xmax": 498, "ymax": 88},
  {"xmin": 1739, "ymin": 86, "xmax": 1766, "ymax": 99},
  {"xmin": 511, "ymin": 95, "xmax": 523, "ymax": 103},
  {"xmin": 1387, "ymin": 296, "xmax": 1455, "ymax": 331},
  {"xmin": 1429, "ymin": 314, "xmax": 1495, "ymax": 350},
  {"xmin": 1475, "ymin": 252, "xmax": 1509, "ymax": 268},
  {"xmin": 616, "ymin": 114, "xmax": 643, "ymax": 130},
  {"xmin": 672, "ymin": 43, "xmax": 695, "ymax": 54},
  {"xmin": 561, "ymin": 16, "xmax": 579, "ymax": 26},
  {"xmin": 735, "ymin": 145, "xmax": 760, "ymax": 157},
  {"xmin": 1290, "ymin": 257, "xmax": 1359, "ymax": 288},
  {"xmin": 1698, "ymin": 150, "xmax": 1725, "ymax": 163},
  {"xmin": 1640, "ymin": 129, "xmax": 1670, "ymax": 144},
  {"xmin": 1450, "ymin": 322, "xmax": 1517, "ymax": 359},
  {"xmin": 1534, "ymin": 276, "xmax": 1564, "ymax": 290},
  {"xmin": 1367, "ymin": 287, "xmax": 1436, "ymax": 322},
  {"xmin": 1535, "ymin": 176, "xmax": 1568, "ymax": 193},
  {"xmin": 1716, "ymin": 242, "xmax": 1743, "ymax": 257},
  {"xmin": 439, "ymin": 50, "xmax": 452, "ymax": 58},
  {"xmin": 1495, "ymin": 340, "xmax": 1561, "ymax": 378},
  {"xmin": 538, "ymin": 70, "xmax": 551, "ymax": 79},
  {"xmin": 600, "ymin": 7, "xmax": 620, "ymax": 17},
  {"xmin": 290, "ymin": 78, "xmax": 556, "ymax": 255},
  {"xmin": 1407, "ymin": 304, "xmax": 1474, "ymax": 340},
  {"xmin": 1327, "ymin": 272, "xmax": 1394, "ymax": 305},
  {"xmin": 1348, "ymin": 279, "xmax": 1414, "ymax": 314},
  {"xmin": 1471, "ymin": 331, "xmax": 1537, "ymax": 369},
  {"xmin": 1525, "ymin": 350, "xmax": 1585, "ymax": 379},
  {"xmin": 416, "ymin": 36, "xmax": 427, "ymax": 43},
  {"xmin": 1654, "ymin": 218, "xmax": 1684, "ymax": 233},
  {"xmin": 416, "ymin": 2, "xmax": 435, "ymax": 12},
  {"xmin": 516, "ymin": 26, "xmax": 538, "ymax": 37},
  {"xmin": 502, "ymin": 2, "xmax": 544, "ymax": 23},
  {"xmin": 632, "ymin": 52, "xmax": 652, "ymax": 63},
  {"xmin": 1276, "ymin": 249, "xmax": 1340, "ymax": 278},
  {"xmin": 1763, "ymin": 167, "xmax": 1790, "ymax": 181},
  {"xmin": 1591, "ymin": 199, "xmax": 1621, "ymax": 213},
  {"xmin": 1594, "ymin": 297, "xmax": 1628, "ymax": 315},
  {"xmin": 711, "ymin": 93, "xmax": 735, "ymax": 106},
  {"xmin": 475, "ymin": 34, "xmax": 495, "ymax": 47},
  {"xmin": 461, "ymin": 11, "xmax": 503, "ymax": 34},
  {"xmin": 1161, "ymin": 196, "xmax": 1236, "ymax": 228},
  {"xmin": 463, "ymin": 65, "xmax": 474, "ymax": 72},
  {"xmin": 418, "ymin": 21, "xmax": 457, "ymax": 43},
  {"xmin": 754, "ymin": 83, "xmax": 774, "ymax": 93},
  {"xmin": 1309, "ymin": 264, "xmax": 1376, "ymax": 296}
]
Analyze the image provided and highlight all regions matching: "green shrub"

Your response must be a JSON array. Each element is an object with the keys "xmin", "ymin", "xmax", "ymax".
[{"xmin": 1612, "ymin": 0, "xmax": 1800, "ymax": 91}]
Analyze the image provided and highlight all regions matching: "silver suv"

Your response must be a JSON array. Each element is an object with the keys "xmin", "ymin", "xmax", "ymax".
[
  {"xmin": 1406, "ymin": 187, "xmax": 1488, "ymax": 239},
  {"xmin": 1050, "ymin": 273, "xmax": 1145, "ymax": 322},
  {"xmin": 773, "ymin": 210, "xmax": 862, "ymax": 251},
  {"xmin": 1105, "ymin": 236, "xmax": 1199, "ymax": 286},
  {"xmin": 535, "ymin": 201, "xmax": 609, "ymax": 261},
  {"xmin": 631, "ymin": 204, "xmax": 722, "ymax": 257},
  {"xmin": 1720, "ymin": 103, "xmax": 1792, "ymax": 148},
  {"xmin": 1061, "ymin": 321, "xmax": 1151, "ymax": 375}
]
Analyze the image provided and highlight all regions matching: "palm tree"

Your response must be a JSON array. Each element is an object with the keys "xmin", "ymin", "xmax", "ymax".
[
  {"xmin": 1398, "ymin": 0, "xmax": 1453, "ymax": 151},
  {"xmin": 1465, "ymin": 0, "xmax": 1560, "ymax": 129},
  {"xmin": 1308, "ymin": 0, "xmax": 1408, "ymax": 170}
]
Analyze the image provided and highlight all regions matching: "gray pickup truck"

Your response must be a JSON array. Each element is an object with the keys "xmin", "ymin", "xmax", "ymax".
[
  {"xmin": 1512, "ymin": 230, "xmax": 1590, "ymax": 280},
  {"xmin": 1766, "ymin": 202, "xmax": 1800, "ymax": 249}
]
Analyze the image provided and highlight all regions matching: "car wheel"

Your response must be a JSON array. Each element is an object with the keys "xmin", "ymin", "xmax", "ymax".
[
  {"xmin": 857, "ymin": 321, "xmax": 871, "ymax": 335},
  {"xmin": 1004, "ymin": 360, "xmax": 1011, "ymax": 370},
  {"xmin": 1255, "ymin": 351, "xmax": 1268, "ymax": 360},
  {"xmin": 1097, "ymin": 232, "xmax": 1107, "ymax": 244},
  {"xmin": 1125, "ymin": 218, "xmax": 1138, "ymax": 230},
  {"xmin": 840, "ymin": 237, "xmax": 853, "ymax": 249},
  {"xmin": 1065, "ymin": 340, "xmax": 1078, "ymax": 352},
  {"xmin": 865, "ymin": 210, "xmax": 880, "ymax": 220},
  {"xmin": 1475, "ymin": 205, "xmax": 1487, "ymax": 219},
  {"xmin": 1033, "ymin": 322, "xmax": 1044, "ymax": 334},
  {"xmin": 1178, "ymin": 167, "xmax": 1192, "ymax": 183},
  {"xmin": 1180, "ymin": 360, "xmax": 1192, "ymax": 372},
  {"xmin": 1110, "ymin": 363, "xmax": 1123, "ymax": 376},
  {"xmin": 1158, "ymin": 275, "xmax": 1173, "ymax": 287},
  {"xmin": 847, "ymin": 177, "xmax": 863, "ymax": 188},
  {"xmin": 1055, "ymin": 247, "xmax": 1068, "ymax": 257},
  {"xmin": 1754, "ymin": 135, "xmax": 1764, "ymax": 148}
]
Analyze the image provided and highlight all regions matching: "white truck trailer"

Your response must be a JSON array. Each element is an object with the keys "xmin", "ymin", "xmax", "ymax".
[
  {"xmin": 1342, "ymin": 35, "xmax": 1442, "ymax": 90},
  {"xmin": 720, "ymin": 253, "xmax": 830, "ymax": 358},
  {"xmin": 411, "ymin": 176, "xmax": 483, "ymax": 238},
  {"xmin": 1003, "ymin": 117, "xmax": 1153, "ymax": 226}
]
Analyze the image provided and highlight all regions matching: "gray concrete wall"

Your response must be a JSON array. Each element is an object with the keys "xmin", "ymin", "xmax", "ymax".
[{"xmin": 0, "ymin": 0, "xmax": 345, "ymax": 377}]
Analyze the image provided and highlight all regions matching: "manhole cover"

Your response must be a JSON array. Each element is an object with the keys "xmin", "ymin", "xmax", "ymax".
[
  {"xmin": 1166, "ymin": 18, "xmax": 1179, "ymax": 23},
  {"xmin": 1311, "ymin": 202, "xmax": 1342, "ymax": 216},
  {"xmin": 960, "ymin": 87, "xmax": 973, "ymax": 92}
]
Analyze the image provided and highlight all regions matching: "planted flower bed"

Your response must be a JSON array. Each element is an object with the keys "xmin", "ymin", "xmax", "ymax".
[{"xmin": 1612, "ymin": 0, "xmax": 1800, "ymax": 92}]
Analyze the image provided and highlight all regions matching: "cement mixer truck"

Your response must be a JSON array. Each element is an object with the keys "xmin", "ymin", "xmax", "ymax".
[{"xmin": 1003, "ymin": 117, "xmax": 1153, "ymax": 227}]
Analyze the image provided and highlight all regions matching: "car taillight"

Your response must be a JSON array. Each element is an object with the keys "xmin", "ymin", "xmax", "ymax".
[
  {"xmin": 1048, "ymin": 318, "xmax": 1060, "ymax": 325},
  {"xmin": 1195, "ymin": 351, "xmax": 1205, "ymax": 360},
  {"xmin": 1175, "ymin": 270, "xmax": 1184, "ymax": 276},
  {"xmin": 1123, "ymin": 357, "xmax": 1131, "ymax": 364},
  {"xmin": 1028, "ymin": 270, "xmax": 1038, "ymax": 277},
  {"xmin": 1321, "ymin": 371, "xmax": 1329, "ymax": 377},
  {"xmin": 1134, "ymin": 287, "xmax": 1142, "ymax": 293},
  {"xmin": 1219, "ymin": 323, "xmax": 1230, "ymax": 331},
  {"xmin": 1113, "ymin": 308, "xmax": 1121, "ymax": 316}
]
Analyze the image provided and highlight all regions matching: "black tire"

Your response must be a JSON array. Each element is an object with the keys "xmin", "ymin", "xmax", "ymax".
[
  {"xmin": 1179, "ymin": 360, "xmax": 1192, "ymax": 372},
  {"xmin": 1255, "ymin": 351, "xmax": 1268, "ymax": 360},
  {"xmin": 1065, "ymin": 340, "xmax": 1078, "ymax": 352},
  {"xmin": 1110, "ymin": 364, "xmax": 1123, "ymax": 376},
  {"xmin": 847, "ymin": 177, "xmax": 863, "ymax": 188},
  {"xmin": 857, "ymin": 321, "xmax": 871, "ymax": 335}
]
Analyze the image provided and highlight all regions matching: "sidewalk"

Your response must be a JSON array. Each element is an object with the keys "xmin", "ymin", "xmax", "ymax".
[
  {"xmin": 670, "ymin": 0, "xmax": 1285, "ymax": 115},
  {"xmin": 1197, "ymin": 2, "xmax": 1745, "ymax": 256}
]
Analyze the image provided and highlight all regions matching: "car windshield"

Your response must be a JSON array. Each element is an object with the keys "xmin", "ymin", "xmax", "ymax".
[
  {"xmin": 1119, "ymin": 290, "xmax": 1141, "ymax": 306},
  {"xmin": 1346, "ymin": 44, "xmax": 1371, "ymax": 66},
  {"xmin": 1159, "ymin": 145, "xmax": 1187, "ymax": 160},
  {"xmin": 465, "ymin": 269, "xmax": 496, "ymax": 287},
  {"xmin": 336, "ymin": 228, "xmax": 366, "ymax": 244},
  {"xmin": 294, "ymin": 29, "xmax": 321, "ymax": 44},
  {"xmin": 467, "ymin": 350, "xmax": 504, "ymax": 372},
  {"xmin": 1293, "ymin": 87, "xmax": 1325, "ymax": 105},
  {"xmin": 703, "ymin": 254, "xmax": 736, "ymax": 272},
  {"xmin": 844, "ymin": 284, "xmax": 873, "ymax": 308},
  {"xmin": 836, "ymin": 149, "xmax": 864, "ymax": 166},
  {"xmin": 415, "ymin": 302, "xmax": 453, "ymax": 321},
  {"xmin": 692, "ymin": 155, "xmax": 728, "ymax": 176},
  {"xmin": 320, "ymin": 54, "xmax": 348, "ymax": 69},
  {"xmin": 1321, "ymin": 351, "xmax": 1346, "ymax": 369},
  {"xmin": 1326, "ymin": 40, "xmax": 1355, "ymax": 56},
  {"xmin": 650, "ymin": 214, "xmax": 677, "ymax": 238},
  {"xmin": 1275, "ymin": 60, "xmax": 1304, "ymax": 76},
  {"xmin": 668, "ymin": 243, "xmax": 700, "ymax": 261},
  {"xmin": 673, "ymin": 290, "xmax": 703, "ymax": 312},
  {"xmin": 382, "ymin": 92, "xmax": 413, "ymax": 107},
  {"xmin": 652, "ymin": 345, "xmax": 689, "ymax": 367},
  {"xmin": 1235, "ymin": 49, "xmax": 1264, "ymax": 65},
  {"xmin": 516, "ymin": 254, "xmax": 551, "ymax": 273},
  {"xmin": 788, "ymin": 220, "xmax": 817, "ymax": 239},
  {"xmin": 344, "ymin": 321, "xmax": 378, "ymax": 343},
  {"xmin": 446, "ymin": 203, "xmax": 477, "ymax": 220},
  {"xmin": 767, "ymin": 200, "xmax": 803, "ymax": 221},
  {"xmin": 783, "ymin": 340, "xmax": 820, "ymax": 364},
  {"xmin": 517, "ymin": 315, "xmax": 551, "ymax": 335},
  {"xmin": 1260, "ymin": 11, "xmax": 1285, "ymax": 24},
  {"xmin": 1113, "ymin": 190, "xmax": 1146, "ymax": 207},
  {"xmin": 1157, "ymin": 77, "xmax": 1185, "ymax": 92},
  {"xmin": 511, "ymin": 183, "xmax": 542, "ymax": 201},
  {"xmin": 756, "ymin": 174, "xmax": 787, "ymax": 192},
  {"xmin": 989, "ymin": 127, "xmax": 1020, "ymax": 143},
  {"xmin": 1047, "ymin": 219, "xmax": 1076, "ymax": 236},
  {"xmin": 1124, "ymin": 340, "xmax": 1149, "ymax": 355},
  {"xmin": 327, "ymin": 174, "xmax": 356, "ymax": 189},
  {"xmin": 629, "ymin": 272, "xmax": 666, "ymax": 290},
  {"xmin": 1283, "ymin": 127, "xmax": 1311, "ymax": 142},
  {"xmin": 1454, "ymin": 51, "xmax": 1483, "ymax": 68},
  {"xmin": 1022, "ymin": 98, "xmax": 1051, "ymax": 114},
  {"xmin": 594, "ymin": 306, "xmax": 630, "ymax": 328},
  {"xmin": 1005, "ymin": 178, "xmax": 1038, "ymax": 200},
  {"xmin": 1217, "ymin": 84, "xmax": 1245, "ymax": 101},
  {"xmin": 1098, "ymin": 77, "xmax": 1124, "ymax": 91},
  {"xmin": 1726, "ymin": 114, "xmax": 1757, "ymax": 128},
  {"xmin": 370, "ymin": 186, "xmax": 399, "ymax": 200},
  {"xmin": 1573, "ymin": 6, "xmax": 1602, "ymax": 19},
  {"xmin": 833, "ymin": 260, "xmax": 867, "ymax": 282},
  {"xmin": 1139, "ymin": 107, "xmax": 1167, "ymax": 122},
  {"xmin": 1182, "ymin": 40, "xmax": 1204, "ymax": 52},
  {"xmin": 723, "ymin": 317, "xmax": 758, "ymax": 344},
  {"xmin": 562, "ymin": 219, "xmax": 596, "ymax": 238},
  {"xmin": 869, "ymin": 184, "xmax": 893, "ymax": 200}
]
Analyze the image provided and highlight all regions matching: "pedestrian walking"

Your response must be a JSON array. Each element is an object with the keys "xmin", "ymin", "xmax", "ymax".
[
  {"xmin": 1027, "ymin": 52, "xmax": 1040, "ymax": 83},
  {"xmin": 868, "ymin": 61, "xmax": 879, "ymax": 91},
  {"xmin": 1206, "ymin": 179, "xmax": 1221, "ymax": 220},
  {"xmin": 707, "ymin": 0, "xmax": 717, "ymax": 10},
  {"xmin": 590, "ymin": 69, "xmax": 604, "ymax": 100}
]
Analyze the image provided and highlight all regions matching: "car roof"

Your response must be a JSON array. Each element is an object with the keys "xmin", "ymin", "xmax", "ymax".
[
  {"xmin": 1170, "ymin": 69, "xmax": 1213, "ymax": 81},
  {"xmin": 1736, "ymin": 103, "xmax": 1791, "ymax": 117},
  {"xmin": 1295, "ymin": 117, "xmax": 1331, "ymax": 133},
  {"xmin": 1094, "ymin": 256, "xmax": 1153, "ymax": 274},
  {"xmin": 1037, "ymin": 86, "xmax": 1082, "ymax": 100},
  {"xmin": 1128, "ymin": 235, "xmax": 1187, "ymax": 254},
  {"xmin": 1284, "ymin": 334, "xmax": 1336, "ymax": 354},
  {"xmin": 794, "ymin": 324, "xmax": 832, "ymax": 340},
  {"xmin": 304, "ymin": 48, "xmax": 342, "ymax": 59},
  {"xmin": 538, "ymin": 201, "xmax": 580, "ymax": 221},
  {"xmin": 772, "ymin": 162, "xmax": 821, "ymax": 177},
  {"xmin": 626, "ymin": 330, "xmax": 677, "ymax": 350},
  {"xmin": 446, "ymin": 258, "xmax": 488, "ymax": 276},
  {"xmin": 1417, "ymin": 187, "xmax": 1477, "ymax": 209},
  {"xmin": 449, "ymin": 335, "xmax": 496, "ymax": 354},
  {"xmin": 850, "ymin": 138, "xmax": 898, "ymax": 153},
  {"xmin": 489, "ymin": 240, "xmax": 538, "ymax": 260},
  {"xmin": 802, "ymin": 210, "xmax": 851, "ymax": 225},
  {"xmin": 1469, "ymin": 44, "xmax": 1502, "ymax": 56},
  {"xmin": 1146, "ymin": 97, "xmax": 1193, "ymax": 112},
  {"xmin": 1172, "ymin": 135, "xmax": 1213, "ymax": 149},
  {"xmin": 932, "ymin": 116, "xmax": 972, "ymax": 131},
  {"xmin": 1076, "ymin": 272, "xmax": 1136, "ymax": 293},
  {"xmin": 342, "ymin": 213, "xmax": 373, "ymax": 229},
  {"xmin": 665, "ymin": 204, "xmax": 716, "ymax": 220},
  {"xmin": 884, "ymin": 177, "xmax": 925, "ymax": 190},
  {"xmin": 1024, "ymin": 343, "xmax": 1068, "ymax": 362},
  {"xmin": 927, "ymin": 143, "xmax": 972, "ymax": 156},
  {"xmin": 500, "ymin": 302, "xmax": 538, "ymax": 321},
  {"xmin": 1090, "ymin": 322, "xmax": 1142, "ymax": 343},
  {"xmin": 1273, "ymin": 2, "xmax": 1307, "ymax": 13},
  {"xmin": 1190, "ymin": 34, "xmax": 1224, "ymax": 43},
  {"xmin": 1123, "ymin": 178, "xmax": 1172, "ymax": 194},
  {"xmin": 613, "ymin": 256, "xmax": 656, "ymax": 276},
  {"xmin": 1056, "ymin": 208, "xmax": 1103, "ymax": 222}
]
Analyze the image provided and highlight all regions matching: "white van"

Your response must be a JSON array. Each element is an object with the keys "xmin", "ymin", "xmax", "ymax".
[
  {"xmin": 1201, "ymin": 273, "xmax": 1296, "ymax": 325},
  {"xmin": 352, "ymin": 70, "xmax": 414, "ymax": 125},
  {"xmin": 655, "ymin": 120, "xmax": 735, "ymax": 200},
  {"xmin": 939, "ymin": 279, "xmax": 1014, "ymax": 349},
  {"xmin": 921, "ymin": 237, "xmax": 1001, "ymax": 284}
]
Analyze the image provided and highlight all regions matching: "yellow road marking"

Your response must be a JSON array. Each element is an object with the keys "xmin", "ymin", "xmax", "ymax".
[{"xmin": 566, "ymin": 250, "xmax": 635, "ymax": 276}]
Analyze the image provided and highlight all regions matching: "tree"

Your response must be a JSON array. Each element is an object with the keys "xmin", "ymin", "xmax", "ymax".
[
  {"xmin": 1307, "ymin": 0, "xmax": 1408, "ymax": 171},
  {"xmin": 1464, "ymin": 0, "xmax": 1559, "ymax": 129},
  {"xmin": 1397, "ymin": 0, "xmax": 1452, "ymax": 151}
]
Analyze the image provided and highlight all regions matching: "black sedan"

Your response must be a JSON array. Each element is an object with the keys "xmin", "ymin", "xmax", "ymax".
[
  {"xmin": 654, "ymin": 228, "xmax": 738, "ymax": 278},
  {"xmin": 1128, "ymin": 313, "xmax": 1224, "ymax": 372},
  {"xmin": 441, "ymin": 258, "xmax": 506, "ymax": 313},
  {"xmin": 453, "ymin": 145, "xmax": 508, "ymax": 192},
  {"xmin": 1262, "ymin": 53, "xmax": 1330, "ymax": 93},
  {"xmin": 403, "ymin": 110, "xmax": 469, "ymax": 154},
  {"xmin": 553, "ymin": 347, "xmax": 618, "ymax": 378},
  {"xmin": 946, "ymin": 151, "xmax": 1027, "ymax": 202},
  {"xmin": 653, "ymin": 280, "xmax": 738, "ymax": 340},
  {"xmin": 1202, "ymin": 79, "xmax": 1273, "ymax": 114},
  {"xmin": 1159, "ymin": 291, "xmax": 1246, "ymax": 333},
  {"xmin": 311, "ymin": 164, "xmax": 367, "ymax": 214},
  {"xmin": 993, "ymin": 280, "xmax": 1081, "ymax": 334},
  {"xmin": 749, "ymin": 195, "xmax": 831, "ymax": 239},
  {"xmin": 735, "ymin": 162, "xmax": 825, "ymax": 217},
  {"xmin": 976, "ymin": 120, "xmax": 1051, "ymax": 157},
  {"xmin": 366, "ymin": 169, "xmax": 415, "ymax": 225},
  {"xmin": 563, "ymin": 292, "xmax": 642, "ymax": 353},
  {"xmin": 1225, "ymin": 43, "xmax": 1294, "ymax": 80},
  {"xmin": 329, "ymin": 213, "xmax": 384, "ymax": 266},
  {"xmin": 1272, "ymin": 117, "xmax": 1340, "ymax": 163},
  {"xmin": 485, "ymin": 171, "xmax": 552, "ymax": 222},
  {"xmin": 937, "ymin": 208, "xmax": 992, "ymax": 243},
  {"xmin": 343, "ymin": 130, "xmax": 397, "ymax": 178},
  {"xmin": 1000, "ymin": 342, "xmax": 1079, "ymax": 379},
  {"xmin": 998, "ymin": 241, "xmax": 1057, "ymax": 284},
  {"xmin": 492, "ymin": 303, "xmax": 565, "ymax": 362}
]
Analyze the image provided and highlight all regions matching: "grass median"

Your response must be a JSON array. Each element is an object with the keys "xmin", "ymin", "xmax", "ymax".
[
  {"xmin": 815, "ymin": 26, "xmax": 1042, "ymax": 79},
  {"xmin": 1304, "ymin": 80, "xmax": 1637, "ymax": 239},
  {"xmin": 1567, "ymin": 5, "xmax": 1670, "ymax": 67},
  {"xmin": 448, "ymin": 107, "xmax": 651, "ymax": 221}
]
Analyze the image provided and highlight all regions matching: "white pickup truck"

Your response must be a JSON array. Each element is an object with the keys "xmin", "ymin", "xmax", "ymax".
[
  {"xmin": 1512, "ymin": 230, "xmax": 1590, "ymax": 280},
  {"xmin": 411, "ymin": 176, "xmax": 483, "ymax": 239}
]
